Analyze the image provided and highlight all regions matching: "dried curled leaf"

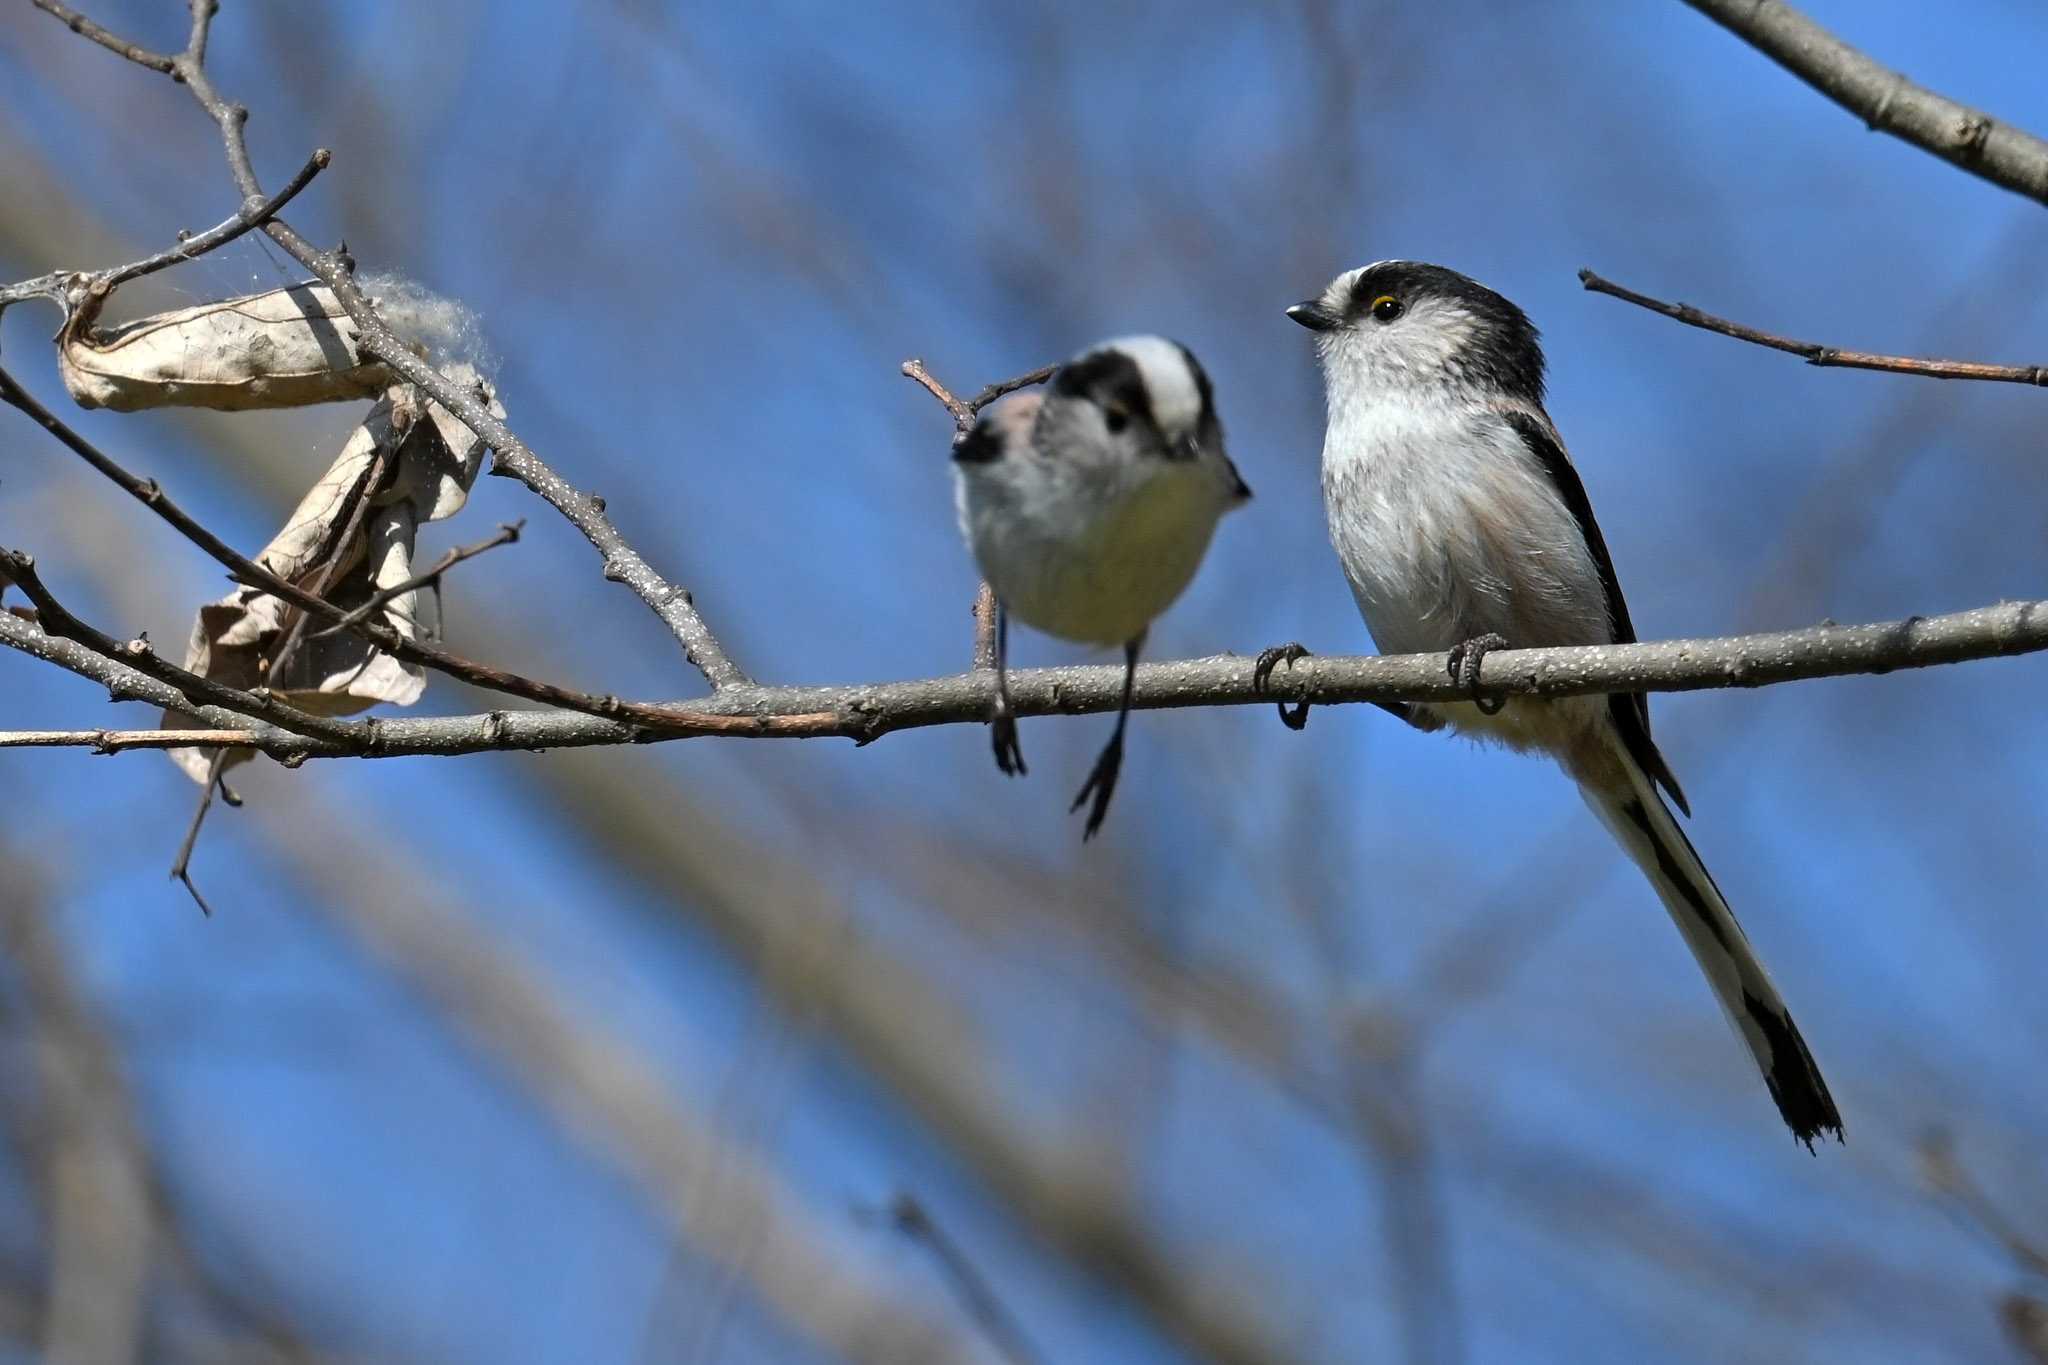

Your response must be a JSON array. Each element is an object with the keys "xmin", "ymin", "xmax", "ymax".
[
  {"xmin": 165, "ymin": 365, "xmax": 503, "ymax": 783},
  {"xmin": 57, "ymin": 282, "xmax": 401, "ymax": 412}
]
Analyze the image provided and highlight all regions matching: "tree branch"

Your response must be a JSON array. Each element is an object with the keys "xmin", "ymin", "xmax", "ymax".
[
  {"xmin": 1680, "ymin": 0, "xmax": 2048, "ymax": 208},
  {"xmin": 0, "ymin": 547, "xmax": 368, "ymax": 745},
  {"xmin": 0, "ymin": 609, "xmax": 291, "ymax": 738},
  {"xmin": 6, "ymin": 596, "xmax": 2043, "ymax": 760},
  {"xmin": 0, "ymin": 729, "xmax": 271, "ymax": 753},
  {"xmin": 0, "ymin": 367, "xmax": 747, "ymax": 735},
  {"xmin": 900, "ymin": 357, "xmax": 1054, "ymax": 436},
  {"xmin": 32, "ymin": 0, "xmax": 749, "ymax": 691},
  {"xmin": 1580, "ymin": 269, "xmax": 2048, "ymax": 385},
  {"xmin": 0, "ymin": 148, "xmax": 329, "ymax": 316},
  {"xmin": 306, "ymin": 520, "xmax": 523, "ymax": 640},
  {"xmin": 27, "ymin": 0, "xmax": 175, "ymax": 74}
]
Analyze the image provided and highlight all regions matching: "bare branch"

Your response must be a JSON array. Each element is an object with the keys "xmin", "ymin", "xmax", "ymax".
[
  {"xmin": 962, "ymin": 365, "xmax": 1057, "ymax": 419},
  {"xmin": 101, "ymin": 148, "xmax": 331, "ymax": 294},
  {"xmin": 7, "ymin": 596, "xmax": 2044, "ymax": 761},
  {"xmin": 900, "ymin": 358, "xmax": 975, "ymax": 429},
  {"xmin": 0, "ymin": 149, "xmax": 328, "ymax": 315},
  {"xmin": 0, "ymin": 729, "xmax": 270, "ymax": 752},
  {"xmin": 0, "ymin": 609, "xmax": 290, "ymax": 737},
  {"xmin": 32, "ymin": 0, "xmax": 749, "ymax": 691},
  {"xmin": 308, "ymin": 521, "xmax": 524, "ymax": 640},
  {"xmin": 1580, "ymin": 269, "xmax": 2048, "ymax": 385},
  {"xmin": 1680, "ymin": 0, "xmax": 2048, "ymax": 208},
  {"xmin": 900, "ymin": 357, "xmax": 1054, "ymax": 435},
  {"xmin": 27, "ymin": 0, "xmax": 176, "ymax": 74},
  {"xmin": 0, "ymin": 547, "xmax": 367, "ymax": 745}
]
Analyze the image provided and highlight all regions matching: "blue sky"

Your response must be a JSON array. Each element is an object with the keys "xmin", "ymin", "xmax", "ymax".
[{"xmin": 4, "ymin": 3, "xmax": 2048, "ymax": 1362}]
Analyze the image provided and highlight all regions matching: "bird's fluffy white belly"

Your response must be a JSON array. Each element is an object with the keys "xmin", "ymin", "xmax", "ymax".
[
  {"xmin": 1320, "ymin": 402, "xmax": 1614, "ymax": 754},
  {"xmin": 974, "ymin": 465, "xmax": 1222, "ymax": 647},
  {"xmin": 1324, "ymin": 419, "xmax": 1499, "ymax": 656}
]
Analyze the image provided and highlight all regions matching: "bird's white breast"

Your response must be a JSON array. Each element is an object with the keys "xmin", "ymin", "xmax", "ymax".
[
  {"xmin": 1319, "ymin": 398, "xmax": 1610, "ymax": 658},
  {"xmin": 960, "ymin": 457, "xmax": 1228, "ymax": 647}
]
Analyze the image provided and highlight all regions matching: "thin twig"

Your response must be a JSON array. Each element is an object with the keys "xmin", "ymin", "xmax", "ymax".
[
  {"xmin": 903, "ymin": 359, "xmax": 1054, "ymax": 669},
  {"xmin": 169, "ymin": 752, "xmax": 226, "ymax": 917},
  {"xmin": 7, "ymin": 596, "xmax": 2046, "ymax": 761},
  {"xmin": 900, "ymin": 358, "xmax": 974, "ymax": 429},
  {"xmin": 884, "ymin": 1193, "xmax": 1046, "ymax": 1365},
  {"xmin": 899, "ymin": 357, "xmax": 1054, "ymax": 435},
  {"xmin": 1681, "ymin": 0, "xmax": 2048, "ymax": 210},
  {"xmin": 1580, "ymin": 269, "xmax": 2048, "ymax": 385},
  {"xmin": 0, "ymin": 148, "xmax": 330, "ymax": 315},
  {"xmin": 309, "ymin": 521, "xmax": 523, "ymax": 640},
  {"xmin": 962, "ymin": 365, "xmax": 1057, "ymax": 417},
  {"xmin": 101, "ymin": 148, "xmax": 331, "ymax": 294},
  {"xmin": 0, "ymin": 730, "xmax": 270, "ymax": 752},
  {"xmin": 0, "ymin": 612, "xmax": 279, "ymax": 734},
  {"xmin": 27, "ymin": 0, "xmax": 176, "ymax": 73},
  {"xmin": 33, "ymin": 0, "xmax": 748, "ymax": 691}
]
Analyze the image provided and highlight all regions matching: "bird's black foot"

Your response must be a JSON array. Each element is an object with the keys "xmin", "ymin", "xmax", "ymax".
[
  {"xmin": 1070, "ymin": 737, "xmax": 1124, "ymax": 841},
  {"xmin": 990, "ymin": 712, "xmax": 1027, "ymax": 777},
  {"xmin": 1447, "ymin": 632, "xmax": 1510, "ymax": 715},
  {"xmin": 1253, "ymin": 642, "xmax": 1312, "ymax": 731}
]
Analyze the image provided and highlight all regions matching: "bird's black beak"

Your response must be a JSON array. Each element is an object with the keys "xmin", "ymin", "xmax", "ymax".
[{"xmin": 1286, "ymin": 299, "xmax": 1341, "ymax": 332}]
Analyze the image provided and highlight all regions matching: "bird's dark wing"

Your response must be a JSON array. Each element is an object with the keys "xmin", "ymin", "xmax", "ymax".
[{"xmin": 1498, "ymin": 407, "xmax": 1690, "ymax": 817}]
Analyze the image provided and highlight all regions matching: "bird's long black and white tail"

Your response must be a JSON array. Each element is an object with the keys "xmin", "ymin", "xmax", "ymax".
[{"xmin": 1582, "ymin": 748, "xmax": 1843, "ymax": 1149}]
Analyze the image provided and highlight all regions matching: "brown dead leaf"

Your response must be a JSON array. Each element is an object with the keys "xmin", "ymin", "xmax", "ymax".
[
  {"xmin": 165, "ymin": 364, "xmax": 503, "ymax": 783},
  {"xmin": 58, "ymin": 282, "xmax": 402, "ymax": 412}
]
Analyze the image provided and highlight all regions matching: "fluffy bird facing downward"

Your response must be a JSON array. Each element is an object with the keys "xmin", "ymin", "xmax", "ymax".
[
  {"xmin": 953, "ymin": 336, "xmax": 1250, "ymax": 837},
  {"xmin": 1288, "ymin": 261, "xmax": 1841, "ymax": 1147}
]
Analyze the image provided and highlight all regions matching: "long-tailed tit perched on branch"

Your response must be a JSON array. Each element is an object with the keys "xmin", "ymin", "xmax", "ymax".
[
  {"xmin": 952, "ymin": 336, "xmax": 1250, "ymax": 839},
  {"xmin": 1289, "ymin": 261, "xmax": 1842, "ymax": 1148}
]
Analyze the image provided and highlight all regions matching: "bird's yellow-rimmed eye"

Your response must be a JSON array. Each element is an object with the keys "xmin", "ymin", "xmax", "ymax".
[{"xmin": 1370, "ymin": 294, "xmax": 1404, "ymax": 322}]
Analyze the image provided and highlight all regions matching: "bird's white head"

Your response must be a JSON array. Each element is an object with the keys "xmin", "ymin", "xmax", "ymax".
[{"xmin": 1287, "ymin": 260, "xmax": 1545, "ymax": 407}]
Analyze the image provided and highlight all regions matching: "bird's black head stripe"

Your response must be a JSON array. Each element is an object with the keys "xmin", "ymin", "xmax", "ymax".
[
  {"xmin": 1347, "ymin": 261, "xmax": 1546, "ymax": 404},
  {"xmin": 951, "ymin": 418, "xmax": 1003, "ymax": 465},
  {"xmin": 1051, "ymin": 348, "xmax": 1155, "ymax": 433}
]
